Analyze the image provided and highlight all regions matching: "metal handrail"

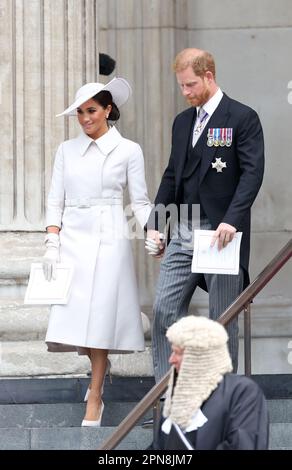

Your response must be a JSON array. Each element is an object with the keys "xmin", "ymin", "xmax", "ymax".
[{"xmin": 98, "ymin": 238, "xmax": 292, "ymax": 450}]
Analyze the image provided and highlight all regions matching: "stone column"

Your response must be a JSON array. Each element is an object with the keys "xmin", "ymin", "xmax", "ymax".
[{"xmin": 0, "ymin": 0, "xmax": 99, "ymax": 230}]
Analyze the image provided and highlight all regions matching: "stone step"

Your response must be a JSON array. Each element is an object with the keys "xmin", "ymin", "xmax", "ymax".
[
  {"xmin": 0, "ymin": 340, "xmax": 89, "ymax": 377},
  {"xmin": 1, "ymin": 374, "xmax": 290, "ymax": 404},
  {"xmin": 0, "ymin": 340, "xmax": 153, "ymax": 377},
  {"xmin": 0, "ymin": 299, "xmax": 49, "ymax": 341},
  {"xmin": 0, "ymin": 299, "xmax": 151, "ymax": 342},
  {"xmin": 0, "ymin": 296, "xmax": 152, "ymax": 377},
  {"xmin": 0, "ymin": 279, "xmax": 27, "ymax": 299},
  {"xmin": 0, "ymin": 233, "xmax": 44, "ymax": 274},
  {"xmin": 2, "ymin": 309, "xmax": 290, "ymax": 375},
  {"xmin": 2, "ymin": 296, "xmax": 292, "ymax": 342},
  {"xmin": 0, "ymin": 233, "xmax": 44, "ymax": 298},
  {"xmin": 267, "ymin": 399, "xmax": 292, "ymax": 423},
  {"xmin": 0, "ymin": 423, "xmax": 289, "ymax": 450},
  {"xmin": 1, "ymin": 333, "xmax": 291, "ymax": 377},
  {"xmin": 269, "ymin": 423, "xmax": 292, "ymax": 449},
  {"xmin": 0, "ymin": 426, "xmax": 153, "ymax": 450},
  {"xmin": 0, "ymin": 376, "xmax": 291, "ymax": 449},
  {"xmin": 1, "ymin": 291, "xmax": 291, "ymax": 376},
  {"xmin": 0, "ymin": 376, "xmax": 155, "ymax": 404},
  {"xmin": 0, "ymin": 402, "xmax": 152, "ymax": 428},
  {"xmin": 0, "ymin": 399, "xmax": 289, "ymax": 428}
]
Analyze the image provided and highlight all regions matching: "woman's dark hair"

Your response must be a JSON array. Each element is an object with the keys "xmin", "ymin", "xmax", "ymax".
[{"xmin": 92, "ymin": 90, "xmax": 120, "ymax": 121}]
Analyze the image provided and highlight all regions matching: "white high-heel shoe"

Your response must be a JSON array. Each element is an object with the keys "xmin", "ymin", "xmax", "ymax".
[
  {"xmin": 84, "ymin": 359, "xmax": 112, "ymax": 402},
  {"xmin": 84, "ymin": 387, "xmax": 90, "ymax": 402},
  {"xmin": 81, "ymin": 400, "xmax": 104, "ymax": 427}
]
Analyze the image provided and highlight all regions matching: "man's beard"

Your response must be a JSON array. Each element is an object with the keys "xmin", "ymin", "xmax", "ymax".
[{"xmin": 187, "ymin": 86, "xmax": 210, "ymax": 107}]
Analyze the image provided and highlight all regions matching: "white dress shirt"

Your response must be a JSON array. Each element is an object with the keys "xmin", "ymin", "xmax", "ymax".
[{"xmin": 192, "ymin": 87, "xmax": 224, "ymax": 147}]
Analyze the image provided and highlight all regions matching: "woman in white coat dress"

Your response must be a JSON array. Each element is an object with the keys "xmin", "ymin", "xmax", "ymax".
[{"xmin": 43, "ymin": 78, "xmax": 152, "ymax": 427}]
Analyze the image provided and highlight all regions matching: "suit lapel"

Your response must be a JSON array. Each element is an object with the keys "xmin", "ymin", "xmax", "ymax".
[
  {"xmin": 174, "ymin": 107, "xmax": 197, "ymax": 184},
  {"xmin": 183, "ymin": 126, "xmax": 206, "ymax": 178},
  {"xmin": 199, "ymin": 94, "xmax": 231, "ymax": 184}
]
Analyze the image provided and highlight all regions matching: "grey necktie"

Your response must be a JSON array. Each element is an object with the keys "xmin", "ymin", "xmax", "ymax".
[{"xmin": 192, "ymin": 107, "xmax": 208, "ymax": 146}]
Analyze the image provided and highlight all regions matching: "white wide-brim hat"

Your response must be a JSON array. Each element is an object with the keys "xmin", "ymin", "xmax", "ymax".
[{"xmin": 56, "ymin": 77, "xmax": 132, "ymax": 117}]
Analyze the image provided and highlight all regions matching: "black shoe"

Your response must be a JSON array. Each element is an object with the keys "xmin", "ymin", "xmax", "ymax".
[{"xmin": 141, "ymin": 417, "xmax": 153, "ymax": 429}]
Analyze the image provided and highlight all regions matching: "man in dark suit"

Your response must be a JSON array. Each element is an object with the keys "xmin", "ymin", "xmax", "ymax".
[
  {"xmin": 148, "ymin": 316, "xmax": 269, "ymax": 450},
  {"xmin": 146, "ymin": 48, "xmax": 264, "ymax": 381}
]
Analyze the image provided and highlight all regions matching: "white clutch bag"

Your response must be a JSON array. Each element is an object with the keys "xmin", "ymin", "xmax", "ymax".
[{"xmin": 24, "ymin": 262, "xmax": 74, "ymax": 305}]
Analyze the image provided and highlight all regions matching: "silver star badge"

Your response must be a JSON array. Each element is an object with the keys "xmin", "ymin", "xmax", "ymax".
[{"xmin": 211, "ymin": 157, "xmax": 227, "ymax": 173}]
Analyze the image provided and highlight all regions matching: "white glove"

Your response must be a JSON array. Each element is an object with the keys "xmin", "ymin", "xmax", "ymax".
[
  {"xmin": 43, "ymin": 232, "xmax": 60, "ymax": 281},
  {"xmin": 145, "ymin": 233, "xmax": 165, "ymax": 256}
]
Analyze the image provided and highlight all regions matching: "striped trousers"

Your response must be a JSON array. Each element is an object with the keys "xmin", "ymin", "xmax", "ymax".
[{"xmin": 152, "ymin": 221, "xmax": 244, "ymax": 383}]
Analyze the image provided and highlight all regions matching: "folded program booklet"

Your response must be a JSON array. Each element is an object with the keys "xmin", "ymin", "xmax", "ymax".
[
  {"xmin": 191, "ymin": 230, "xmax": 242, "ymax": 275},
  {"xmin": 24, "ymin": 263, "xmax": 74, "ymax": 305}
]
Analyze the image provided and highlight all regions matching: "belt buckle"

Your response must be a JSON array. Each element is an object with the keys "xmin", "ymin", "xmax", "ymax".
[{"xmin": 77, "ymin": 198, "xmax": 91, "ymax": 209}]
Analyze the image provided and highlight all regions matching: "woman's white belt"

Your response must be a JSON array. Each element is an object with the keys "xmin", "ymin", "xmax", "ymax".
[{"xmin": 65, "ymin": 197, "xmax": 123, "ymax": 208}]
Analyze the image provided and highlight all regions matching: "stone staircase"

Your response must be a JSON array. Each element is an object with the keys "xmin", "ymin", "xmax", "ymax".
[
  {"xmin": 0, "ymin": 374, "xmax": 291, "ymax": 450},
  {"xmin": 0, "ymin": 376, "xmax": 153, "ymax": 450},
  {"xmin": 1, "ymin": 232, "xmax": 292, "ymax": 377},
  {"xmin": 1, "ymin": 232, "xmax": 292, "ymax": 450}
]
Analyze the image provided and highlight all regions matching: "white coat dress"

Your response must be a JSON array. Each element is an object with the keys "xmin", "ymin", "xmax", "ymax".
[{"xmin": 45, "ymin": 126, "xmax": 152, "ymax": 354}]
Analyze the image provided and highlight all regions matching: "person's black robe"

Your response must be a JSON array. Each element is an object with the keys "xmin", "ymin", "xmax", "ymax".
[{"xmin": 149, "ymin": 374, "xmax": 269, "ymax": 450}]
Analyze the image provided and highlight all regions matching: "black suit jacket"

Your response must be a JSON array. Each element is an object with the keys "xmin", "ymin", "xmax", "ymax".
[
  {"xmin": 148, "ymin": 93, "xmax": 265, "ymax": 285},
  {"xmin": 149, "ymin": 374, "xmax": 269, "ymax": 450}
]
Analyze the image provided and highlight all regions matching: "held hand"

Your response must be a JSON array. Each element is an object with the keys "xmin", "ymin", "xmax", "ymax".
[
  {"xmin": 145, "ymin": 230, "xmax": 165, "ymax": 258},
  {"xmin": 210, "ymin": 223, "xmax": 236, "ymax": 251},
  {"xmin": 43, "ymin": 233, "xmax": 60, "ymax": 281}
]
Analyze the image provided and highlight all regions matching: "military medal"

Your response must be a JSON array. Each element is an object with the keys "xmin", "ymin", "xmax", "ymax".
[
  {"xmin": 219, "ymin": 128, "xmax": 226, "ymax": 146},
  {"xmin": 226, "ymin": 128, "xmax": 233, "ymax": 147},
  {"xmin": 207, "ymin": 127, "xmax": 233, "ymax": 147},
  {"xmin": 214, "ymin": 128, "xmax": 219, "ymax": 146},
  {"xmin": 207, "ymin": 128, "xmax": 214, "ymax": 147},
  {"xmin": 211, "ymin": 157, "xmax": 227, "ymax": 173}
]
